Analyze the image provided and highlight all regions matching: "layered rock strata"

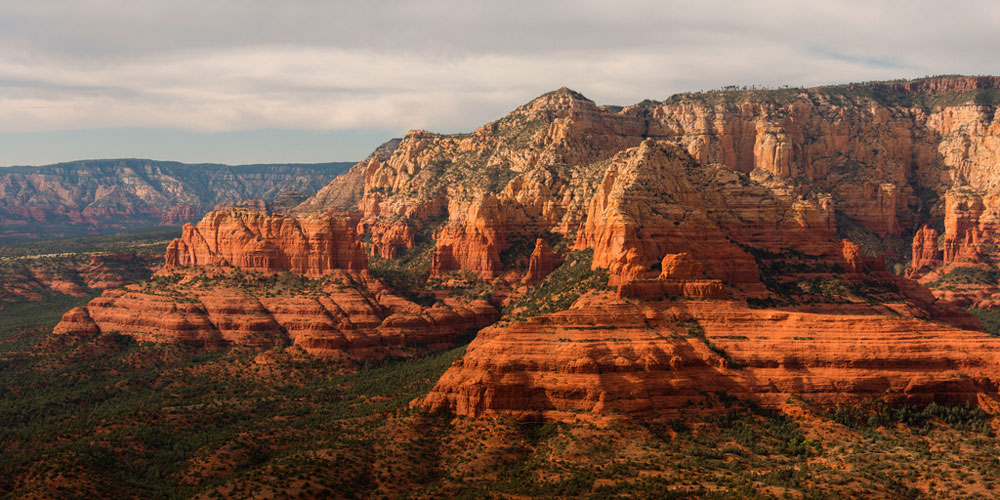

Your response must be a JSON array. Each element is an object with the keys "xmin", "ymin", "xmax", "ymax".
[
  {"xmin": 420, "ymin": 293, "xmax": 1000, "ymax": 420},
  {"xmin": 56, "ymin": 269, "xmax": 497, "ymax": 359},
  {"xmin": 164, "ymin": 210, "xmax": 367, "ymax": 277}
]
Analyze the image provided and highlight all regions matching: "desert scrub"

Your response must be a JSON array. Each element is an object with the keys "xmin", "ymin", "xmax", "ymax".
[
  {"xmin": 828, "ymin": 400, "xmax": 992, "ymax": 434},
  {"xmin": 929, "ymin": 267, "xmax": 999, "ymax": 287},
  {"xmin": 502, "ymin": 249, "xmax": 610, "ymax": 322},
  {"xmin": 0, "ymin": 227, "xmax": 180, "ymax": 258},
  {"xmin": 968, "ymin": 307, "xmax": 1000, "ymax": 336}
]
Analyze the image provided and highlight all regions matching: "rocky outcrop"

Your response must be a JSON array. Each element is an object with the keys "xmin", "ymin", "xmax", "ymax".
[
  {"xmin": 419, "ymin": 293, "xmax": 1000, "ymax": 420},
  {"xmin": 364, "ymin": 219, "xmax": 416, "ymax": 260},
  {"xmin": 295, "ymin": 77, "xmax": 1000, "ymax": 288},
  {"xmin": 575, "ymin": 141, "xmax": 765, "ymax": 286},
  {"xmin": 48, "ymin": 77, "xmax": 1000, "ymax": 420},
  {"xmin": 55, "ymin": 269, "xmax": 498, "ymax": 360},
  {"xmin": 909, "ymin": 226, "xmax": 943, "ymax": 277},
  {"xmin": 523, "ymin": 239, "xmax": 564, "ymax": 284},
  {"xmin": 161, "ymin": 204, "xmax": 201, "ymax": 225},
  {"xmin": 0, "ymin": 253, "xmax": 161, "ymax": 302},
  {"xmin": 616, "ymin": 253, "xmax": 726, "ymax": 300},
  {"xmin": 53, "ymin": 307, "xmax": 101, "ymax": 336},
  {"xmin": 164, "ymin": 210, "xmax": 368, "ymax": 277},
  {"xmin": 0, "ymin": 159, "xmax": 352, "ymax": 240}
]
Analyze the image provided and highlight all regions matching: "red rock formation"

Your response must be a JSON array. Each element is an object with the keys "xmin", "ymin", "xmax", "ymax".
[
  {"xmin": 616, "ymin": 279, "xmax": 726, "ymax": 300},
  {"xmin": 52, "ymin": 78, "xmax": 1000, "ymax": 421},
  {"xmin": 419, "ymin": 293, "xmax": 1000, "ymax": 420},
  {"xmin": 617, "ymin": 253, "xmax": 726, "ymax": 300},
  {"xmin": 839, "ymin": 240, "xmax": 885, "ymax": 273},
  {"xmin": 523, "ymin": 239, "xmax": 564, "ymax": 284},
  {"xmin": 161, "ymin": 204, "xmax": 201, "ymax": 225},
  {"xmin": 53, "ymin": 307, "xmax": 101, "ymax": 336},
  {"xmin": 55, "ymin": 269, "xmax": 498, "ymax": 360},
  {"xmin": 659, "ymin": 253, "xmax": 703, "ymax": 280},
  {"xmin": 293, "ymin": 77, "xmax": 1000, "ymax": 291},
  {"xmin": 430, "ymin": 197, "xmax": 508, "ymax": 279},
  {"xmin": 363, "ymin": 219, "xmax": 416, "ymax": 259},
  {"xmin": 908, "ymin": 226, "xmax": 943, "ymax": 277},
  {"xmin": 164, "ymin": 210, "xmax": 367, "ymax": 277}
]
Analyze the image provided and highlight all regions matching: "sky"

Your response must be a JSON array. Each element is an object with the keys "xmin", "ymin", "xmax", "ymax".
[{"xmin": 0, "ymin": 0, "xmax": 998, "ymax": 166}]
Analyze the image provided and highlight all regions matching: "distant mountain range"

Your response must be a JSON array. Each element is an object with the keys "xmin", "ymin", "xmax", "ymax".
[{"xmin": 0, "ymin": 158, "xmax": 354, "ymax": 240}]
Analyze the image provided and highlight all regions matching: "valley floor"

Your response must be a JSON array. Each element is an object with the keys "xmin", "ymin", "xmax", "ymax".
[{"xmin": 2, "ymin": 298, "xmax": 1000, "ymax": 500}]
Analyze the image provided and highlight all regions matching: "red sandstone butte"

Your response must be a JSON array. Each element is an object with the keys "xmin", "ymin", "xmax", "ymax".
[{"xmin": 164, "ymin": 210, "xmax": 367, "ymax": 277}]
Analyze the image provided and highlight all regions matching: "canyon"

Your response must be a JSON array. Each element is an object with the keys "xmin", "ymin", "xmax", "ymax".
[
  {"xmin": 53, "ymin": 76, "xmax": 1000, "ymax": 420},
  {"xmin": 0, "ymin": 159, "xmax": 352, "ymax": 240}
]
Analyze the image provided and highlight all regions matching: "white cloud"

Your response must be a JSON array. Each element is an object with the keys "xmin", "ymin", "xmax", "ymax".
[{"xmin": 0, "ymin": 0, "xmax": 997, "ymax": 136}]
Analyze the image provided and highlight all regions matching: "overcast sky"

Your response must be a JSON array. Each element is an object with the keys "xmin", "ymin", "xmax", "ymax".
[{"xmin": 0, "ymin": 0, "xmax": 997, "ymax": 166}]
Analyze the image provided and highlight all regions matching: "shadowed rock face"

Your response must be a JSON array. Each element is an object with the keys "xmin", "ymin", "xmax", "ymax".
[{"xmin": 1, "ymin": 253, "xmax": 162, "ymax": 303}]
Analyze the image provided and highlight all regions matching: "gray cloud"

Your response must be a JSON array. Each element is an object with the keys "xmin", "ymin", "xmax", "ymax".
[{"xmin": 0, "ymin": 0, "xmax": 998, "ymax": 163}]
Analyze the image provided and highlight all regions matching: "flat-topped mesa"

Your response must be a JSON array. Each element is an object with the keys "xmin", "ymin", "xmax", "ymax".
[{"xmin": 164, "ymin": 210, "xmax": 367, "ymax": 277}]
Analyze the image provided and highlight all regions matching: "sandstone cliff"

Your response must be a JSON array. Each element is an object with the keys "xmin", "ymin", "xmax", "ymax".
[
  {"xmin": 419, "ymin": 292, "xmax": 1000, "ymax": 420},
  {"xmin": 164, "ymin": 210, "xmax": 368, "ymax": 277},
  {"xmin": 299, "ymin": 76, "xmax": 1000, "ymax": 288},
  {"xmin": 281, "ymin": 76, "xmax": 1000, "ymax": 419},
  {"xmin": 56, "ymin": 267, "xmax": 497, "ymax": 360}
]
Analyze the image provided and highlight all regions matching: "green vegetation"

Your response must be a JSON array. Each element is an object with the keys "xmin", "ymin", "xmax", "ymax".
[
  {"xmin": 168, "ymin": 269, "xmax": 335, "ymax": 298},
  {"xmin": 0, "ymin": 293, "xmax": 93, "ymax": 346},
  {"xmin": 930, "ymin": 267, "xmax": 999, "ymax": 288},
  {"xmin": 829, "ymin": 400, "xmax": 992, "ymax": 435},
  {"xmin": 0, "ymin": 299, "xmax": 469, "ymax": 498},
  {"xmin": 969, "ymin": 308, "xmax": 1000, "ymax": 336},
  {"xmin": 428, "ymin": 270, "xmax": 496, "ymax": 300},
  {"xmin": 502, "ymin": 249, "xmax": 610, "ymax": 321},
  {"xmin": 366, "ymin": 218, "xmax": 443, "ymax": 305},
  {"xmin": 656, "ymin": 76, "xmax": 1000, "ymax": 112}
]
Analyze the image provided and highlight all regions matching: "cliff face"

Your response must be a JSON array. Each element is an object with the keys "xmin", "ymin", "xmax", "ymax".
[
  {"xmin": 164, "ymin": 210, "xmax": 368, "ymax": 277},
  {"xmin": 0, "ymin": 159, "xmax": 352, "ymax": 240},
  {"xmin": 299, "ymin": 77, "xmax": 1000, "ymax": 286},
  {"xmin": 55, "ymin": 269, "xmax": 497, "ymax": 360},
  {"xmin": 419, "ymin": 293, "xmax": 1000, "ymax": 420}
]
